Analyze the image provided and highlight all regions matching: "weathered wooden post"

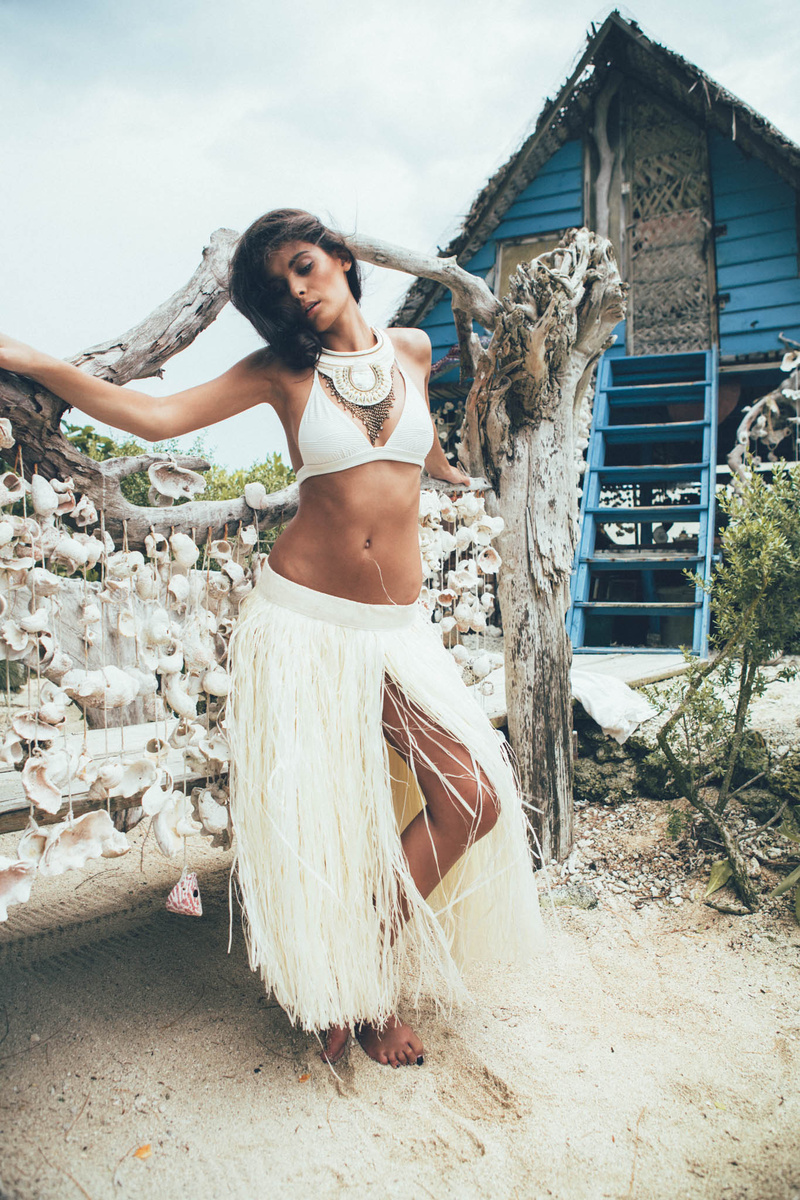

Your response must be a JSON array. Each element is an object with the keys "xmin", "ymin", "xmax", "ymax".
[{"xmin": 461, "ymin": 229, "xmax": 627, "ymax": 863}]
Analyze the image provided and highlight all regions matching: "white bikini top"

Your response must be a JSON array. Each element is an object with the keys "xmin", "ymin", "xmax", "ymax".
[{"xmin": 294, "ymin": 338, "xmax": 435, "ymax": 485}]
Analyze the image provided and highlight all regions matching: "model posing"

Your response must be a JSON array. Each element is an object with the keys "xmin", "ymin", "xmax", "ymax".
[{"xmin": 0, "ymin": 210, "xmax": 545, "ymax": 1069}]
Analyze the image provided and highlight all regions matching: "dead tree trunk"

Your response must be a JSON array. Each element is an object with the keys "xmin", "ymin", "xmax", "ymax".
[{"xmin": 461, "ymin": 229, "xmax": 627, "ymax": 863}]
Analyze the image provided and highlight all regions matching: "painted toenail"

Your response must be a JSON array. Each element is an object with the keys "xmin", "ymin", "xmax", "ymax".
[{"xmin": 416, "ymin": 1055, "xmax": 424, "ymax": 1065}]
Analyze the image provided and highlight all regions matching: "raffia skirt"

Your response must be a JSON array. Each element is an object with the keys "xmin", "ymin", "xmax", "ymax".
[{"xmin": 226, "ymin": 559, "xmax": 546, "ymax": 1033}]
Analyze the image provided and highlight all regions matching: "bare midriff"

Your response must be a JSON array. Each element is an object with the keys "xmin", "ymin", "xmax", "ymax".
[{"xmin": 267, "ymin": 461, "xmax": 425, "ymax": 606}]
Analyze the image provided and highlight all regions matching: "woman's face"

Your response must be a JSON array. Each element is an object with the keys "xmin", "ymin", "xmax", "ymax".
[{"xmin": 264, "ymin": 240, "xmax": 353, "ymax": 332}]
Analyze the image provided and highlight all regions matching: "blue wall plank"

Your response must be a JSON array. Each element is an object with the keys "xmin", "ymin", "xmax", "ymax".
[
  {"xmin": 419, "ymin": 139, "xmax": 584, "ymax": 372},
  {"xmin": 711, "ymin": 133, "xmax": 800, "ymax": 358}
]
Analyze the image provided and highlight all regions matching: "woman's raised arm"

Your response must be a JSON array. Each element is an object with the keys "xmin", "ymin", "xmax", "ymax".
[{"xmin": 0, "ymin": 332, "xmax": 277, "ymax": 443}]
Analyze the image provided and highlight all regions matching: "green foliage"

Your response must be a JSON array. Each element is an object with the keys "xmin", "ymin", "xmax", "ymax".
[
  {"xmin": 648, "ymin": 459, "xmax": 800, "ymax": 917},
  {"xmin": 665, "ymin": 802, "xmax": 691, "ymax": 841}
]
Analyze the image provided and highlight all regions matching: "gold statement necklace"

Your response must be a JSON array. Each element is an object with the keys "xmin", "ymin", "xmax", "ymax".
[{"xmin": 316, "ymin": 327, "xmax": 396, "ymax": 445}]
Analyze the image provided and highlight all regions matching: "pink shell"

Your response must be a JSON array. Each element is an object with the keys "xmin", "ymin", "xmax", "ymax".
[{"xmin": 165, "ymin": 870, "xmax": 202, "ymax": 917}]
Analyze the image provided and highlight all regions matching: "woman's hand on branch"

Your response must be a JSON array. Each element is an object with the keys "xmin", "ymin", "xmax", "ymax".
[{"xmin": 430, "ymin": 462, "xmax": 471, "ymax": 487}]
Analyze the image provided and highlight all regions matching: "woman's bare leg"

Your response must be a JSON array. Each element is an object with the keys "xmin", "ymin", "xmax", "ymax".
[{"xmin": 323, "ymin": 678, "xmax": 499, "ymax": 1067}]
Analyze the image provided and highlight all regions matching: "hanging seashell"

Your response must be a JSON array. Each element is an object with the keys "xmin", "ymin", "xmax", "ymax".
[
  {"xmin": 50, "ymin": 533, "xmax": 89, "ymax": 572},
  {"xmin": 204, "ymin": 570, "xmax": 231, "ymax": 600},
  {"xmin": 480, "ymin": 592, "xmax": 495, "ymax": 613},
  {"xmin": 0, "ymin": 857, "xmax": 37, "ymax": 922},
  {"xmin": 72, "ymin": 493, "xmax": 98, "ymax": 526},
  {"xmin": 438, "ymin": 493, "xmax": 457, "ymax": 523},
  {"xmin": 46, "ymin": 649, "xmax": 74, "ymax": 681},
  {"xmin": 11, "ymin": 710, "xmax": 61, "ymax": 744},
  {"xmin": 0, "ymin": 519, "xmax": 14, "ymax": 548},
  {"xmin": 61, "ymin": 665, "xmax": 140, "ymax": 708},
  {"xmin": 82, "ymin": 602, "xmax": 101, "ymax": 625},
  {"xmin": 196, "ymin": 787, "xmax": 230, "ymax": 836},
  {"xmin": 455, "ymin": 525, "xmax": 474, "ymax": 551},
  {"xmin": 477, "ymin": 546, "xmax": 501, "ymax": 575},
  {"xmin": 470, "ymin": 610, "xmax": 488, "ymax": 633},
  {"xmin": 222, "ymin": 559, "xmax": 245, "ymax": 586},
  {"xmin": 145, "ymin": 530, "xmax": 170, "ymax": 562},
  {"xmin": 87, "ymin": 759, "xmax": 125, "ymax": 801},
  {"xmin": 167, "ymin": 574, "xmax": 190, "ymax": 606},
  {"xmin": 479, "ymin": 680, "xmax": 495, "ymax": 696},
  {"xmin": 116, "ymin": 609, "xmax": 137, "ymax": 638},
  {"xmin": 148, "ymin": 460, "xmax": 206, "ymax": 502},
  {"xmin": 71, "ymin": 532, "xmax": 105, "ymax": 569},
  {"xmin": 418, "ymin": 492, "xmax": 442, "ymax": 527},
  {"xmin": 30, "ymin": 475, "xmax": 59, "ymax": 518},
  {"xmin": 26, "ymin": 565, "xmax": 61, "ymax": 597},
  {"xmin": 106, "ymin": 550, "xmax": 145, "ymax": 579},
  {"xmin": 439, "ymin": 529, "xmax": 457, "ymax": 556},
  {"xmin": 168, "ymin": 718, "xmax": 204, "ymax": 748},
  {"xmin": 181, "ymin": 627, "xmax": 217, "ymax": 672},
  {"xmin": 0, "ymin": 418, "xmax": 14, "ymax": 450},
  {"xmin": 454, "ymin": 492, "xmax": 482, "ymax": 523},
  {"xmin": 471, "ymin": 654, "xmax": 492, "ymax": 680},
  {"xmin": 243, "ymin": 481, "xmax": 268, "ymax": 510},
  {"xmin": 239, "ymin": 523, "xmax": 259, "ymax": 547},
  {"xmin": 135, "ymin": 564, "xmax": 161, "ymax": 601},
  {"xmin": 39, "ymin": 809, "xmax": 129, "ymax": 877},
  {"xmin": 169, "ymin": 531, "xmax": 200, "ymax": 573},
  {"xmin": 141, "ymin": 779, "xmax": 171, "ymax": 816},
  {"xmin": 0, "ymin": 619, "xmax": 33, "ymax": 659},
  {"xmin": 440, "ymin": 615, "xmax": 456, "ymax": 636},
  {"xmin": 144, "ymin": 736, "xmax": 170, "ymax": 760},
  {"xmin": 143, "ymin": 609, "xmax": 173, "ymax": 647},
  {"xmin": 152, "ymin": 791, "xmax": 203, "ymax": 857},
  {"xmin": 209, "ymin": 539, "xmax": 233, "ymax": 563},
  {"xmin": 17, "ymin": 815, "xmax": 50, "ymax": 865},
  {"xmin": 451, "ymin": 644, "xmax": 469, "ymax": 665},
  {"xmin": 0, "ymin": 472, "xmax": 27, "ymax": 507},
  {"xmin": 116, "ymin": 756, "xmax": 159, "ymax": 799},
  {"xmin": 202, "ymin": 665, "xmax": 229, "ymax": 696},
  {"xmin": 18, "ymin": 603, "xmax": 51, "ymax": 634},
  {"xmin": 0, "ymin": 730, "xmax": 24, "ymax": 766},
  {"xmin": 157, "ymin": 641, "xmax": 184, "ymax": 675},
  {"xmin": 163, "ymin": 674, "xmax": 198, "ymax": 719},
  {"xmin": 165, "ymin": 869, "xmax": 203, "ymax": 917},
  {"xmin": 21, "ymin": 755, "xmax": 62, "ymax": 814}
]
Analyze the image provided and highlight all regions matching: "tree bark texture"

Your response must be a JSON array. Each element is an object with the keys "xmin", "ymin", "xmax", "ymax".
[{"xmin": 461, "ymin": 229, "xmax": 627, "ymax": 863}]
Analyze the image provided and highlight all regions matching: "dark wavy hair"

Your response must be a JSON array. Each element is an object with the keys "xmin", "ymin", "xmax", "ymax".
[{"xmin": 227, "ymin": 209, "xmax": 362, "ymax": 371}]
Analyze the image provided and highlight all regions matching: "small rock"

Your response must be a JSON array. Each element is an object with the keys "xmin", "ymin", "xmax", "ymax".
[{"xmin": 540, "ymin": 883, "xmax": 599, "ymax": 909}]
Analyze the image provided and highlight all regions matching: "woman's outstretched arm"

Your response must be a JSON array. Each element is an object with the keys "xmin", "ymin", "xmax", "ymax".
[{"xmin": 0, "ymin": 332, "xmax": 276, "ymax": 443}]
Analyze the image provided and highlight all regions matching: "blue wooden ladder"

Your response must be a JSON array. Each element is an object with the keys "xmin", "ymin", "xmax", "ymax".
[{"xmin": 568, "ymin": 349, "xmax": 718, "ymax": 656}]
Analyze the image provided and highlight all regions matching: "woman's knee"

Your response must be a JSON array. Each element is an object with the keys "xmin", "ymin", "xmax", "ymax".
[{"xmin": 436, "ymin": 769, "xmax": 499, "ymax": 844}]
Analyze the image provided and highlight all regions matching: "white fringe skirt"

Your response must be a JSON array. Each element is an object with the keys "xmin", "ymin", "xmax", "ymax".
[{"xmin": 226, "ymin": 559, "xmax": 546, "ymax": 1033}]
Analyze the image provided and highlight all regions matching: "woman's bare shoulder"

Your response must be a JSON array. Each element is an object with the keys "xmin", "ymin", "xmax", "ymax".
[{"xmin": 384, "ymin": 326, "xmax": 432, "ymax": 369}]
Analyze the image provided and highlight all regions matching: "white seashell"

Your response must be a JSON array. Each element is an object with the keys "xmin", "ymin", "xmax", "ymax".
[
  {"xmin": 128, "ymin": 667, "xmax": 158, "ymax": 696},
  {"xmin": 470, "ymin": 610, "xmax": 488, "ymax": 632},
  {"xmin": 39, "ymin": 809, "xmax": 129, "ymax": 877},
  {"xmin": 18, "ymin": 603, "xmax": 51, "ymax": 634},
  {"xmin": 451, "ymin": 644, "xmax": 469, "ymax": 665},
  {"xmin": 439, "ymin": 529, "xmax": 457, "ymax": 556},
  {"xmin": 82, "ymin": 602, "xmax": 101, "ymax": 624},
  {"xmin": 419, "ymin": 492, "xmax": 442, "ymax": 526},
  {"xmin": 163, "ymin": 674, "xmax": 198, "ymax": 719},
  {"xmin": 197, "ymin": 789, "xmax": 229, "ymax": 834},
  {"xmin": 472, "ymin": 525, "xmax": 494, "ymax": 547},
  {"xmin": 143, "ymin": 609, "xmax": 173, "ymax": 646},
  {"xmin": 12, "ymin": 709, "xmax": 62, "ymax": 743},
  {"xmin": 167, "ymin": 574, "xmax": 190, "ymax": 605},
  {"xmin": 0, "ymin": 471, "xmax": 27, "ymax": 507},
  {"xmin": 480, "ymin": 592, "xmax": 495, "ymax": 612},
  {"xmin": 61, "ymin": 665, "xmax": 140, "ymax": 708},
  {"xmin": 147, "ymin": 484, "xmax": 174, "ymax": 507},
  {"xmin": 17, "ymin": 816, "xmax": 50, "ymax": 865},
  {"xmin": 30, "ymin": 474, "xmax": 60, "ymax": 518},
  {"xmin": 26, "ymin": 567, "xmax": 58, "ymax": 599},
  {"xmin": 455, "ymin": 525, "xmax": 474, "ymax": 551},
  {"xmin": 438, "ymin": 494, "xmax": 458, "ymax": 523},
  {"xmin": 239, "ymin": 523, "xmax": 259, "ymax": 547},
  {"xmin": 204, "ymin": 570, "xmax": 231, "ymax": 599},
  {"xmin": 135, "ymin": 564, "xmax": 161, "ymax": 601},
  {"xmin": 141, "ymin": 780, "xmax": 171, "ymax": 816},
  {"xmin": 471, "ymin": 654, "xmax": 492, "ymax": 680},
  {"xmin": 36, "ymin": 747, "xmax": 78, "ymax": 790},
  {"xmin": 454, "ymin": 492, "xmax": 483, "ymax": 523},
  {"xmin": 449, "ymin": 562, "xmax": 480, "ymax": 591},
  {"xmin": 169, "ymin": 532, "xmax": 200, "ymax": 572},
  {"xmin": 209, "ymin": 539, "xmax": 233, "ymax": 563},
  {"xmin": 116, "ymin": 757, "xmax": 159, "ymax": 798},
  {"xmin": 72, "ymin": 494, "xmax": 98, "ymax": 526},
  {"xmin": 144, "ymin": 736, "xmax": 170, "ymax": 759},
  {"xmin": 477, "ymin": 547, "xmax": 501, "ymax": 574},
  {"xmin": 21, "ymin": 755, "xmax": 62, "ymax": 813},
  {"xmin": 202, "ymin": 666, "xmax": 230, "ymax": 696},
  {"xmin": 243, "ymin": 481, "xmax": 268, "ymax": 510},
  {"xmin": 0, "ymin": 519, "xmax": 14, "ymax": 547},
  {"xmin": 1, "ymin": 619, "xmax": 32, "ymax": 656},
  {"xmin": 87, "ymin": 759, "xmax": 125, "ymax": 800},
  {"xmin": 46, "ymin": 649, "xmax": 74, "ymax": 680},
  {"xmin": 145, "ymin": 531, "xmax": 170, "ymax": 561},
  {"xmin": 168, "ymin": 718, "xmax": 204, "ymax": 748},
  {"xmin": 117, "ymin": 609, "xmax": 137, "ymax": 638},
  {"xmin": 152, "ymin": 791, "xmax": 203, "ymax": 857},
  {"xmin": 479, "ymin": 680, "xmax": 495, "ymax": 696},
  {"xmin": 0, "ymin": 856, "xmax": 37, "ymax": 921},
  {"xmin": 440, "ymin": 615, "xmax": 456, "ymax": 635},
  {"xmin": 51, "ymin": 533, "xmax": 89, "ymax": 571},
  {"xmin": 181, "ymin": 628, "xmax": 217, "ymax": 672},
  {"xmin": 0, "ymin": 730, "xmax": 24, "ymax": 766},
  {"xmin": 148, "ymin": 460, "xmax": 206, "ymax": 501},
  {"xmin": 106, "ymin": 550, "xmax": 144, "ymax": 579},
  {"xmin": 0, "ymin": 418, "xmax": 14, "ymax": 450},
  {"xmin": 222, "ymin": 560, "xmax": 245, "ymax": 586},
  {"xmin": 157, "ymin": 641, "xmax": 184, "ymax": 674}
]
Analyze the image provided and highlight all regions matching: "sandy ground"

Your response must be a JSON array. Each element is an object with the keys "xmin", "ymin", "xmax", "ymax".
[{"xmin": 1, "ymin": 805, "xmax": 799, "ymax": 1200}]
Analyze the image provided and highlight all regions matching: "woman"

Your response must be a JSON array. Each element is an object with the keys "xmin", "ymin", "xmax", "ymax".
[{"xmin": 0, "ymin": 209, "xmax": 545, "ymax": 1069}]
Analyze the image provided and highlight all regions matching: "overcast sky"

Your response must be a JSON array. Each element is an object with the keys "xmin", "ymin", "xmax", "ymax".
[{"xmin": 2, "ymin": 0, "xmax": 799, "ymax": 469}]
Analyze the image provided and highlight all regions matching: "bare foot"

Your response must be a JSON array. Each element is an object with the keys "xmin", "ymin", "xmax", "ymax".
[
  {"xmin": 320, "ymin": 1025, "xmax": 350, "ymax": 1065},
  {"xmin": 355, "ymin": 1016, "xmax": 424, "ymax": 1068}
]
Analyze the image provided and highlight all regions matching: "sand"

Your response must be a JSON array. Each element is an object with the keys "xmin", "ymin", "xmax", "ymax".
[{"xmin": 1, "ymin": 801, "xmax": 798, "ymax": 1200}]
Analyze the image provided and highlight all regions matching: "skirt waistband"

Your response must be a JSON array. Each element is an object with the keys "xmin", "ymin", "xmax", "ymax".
[{"xmin": 253, "ymin": 559, "xmax": 418, "ymax": 631}]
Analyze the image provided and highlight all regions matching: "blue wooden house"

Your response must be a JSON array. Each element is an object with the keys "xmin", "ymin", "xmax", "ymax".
[{"xmin": 394, "ymin": 12, "xmax": 800, "ymax": 655}]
